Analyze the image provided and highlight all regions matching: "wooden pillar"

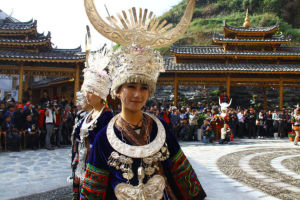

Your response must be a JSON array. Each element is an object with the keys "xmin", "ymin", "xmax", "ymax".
[
  {"xmin": 57, "ymin": 87, "xmax": 62, "ymax": 99},
  {"xmin": 280, "ymin": 79, "xmax": 283, "ymax": 110},
  {"xmin": 74, "ymin": 63, "xmax": 80, "ymax": 102},
  {"xmin": 263, "ymin": 87, "xmax": 267, "ymax": 110},
  {"xmin": 174, "ymin": 73, "xmax": 178, "ymax": 107},
  {"xmin": 24, "ymin": 75, "xmax": 29, "ymax": 92},
  {"xmin": 28, "ymin": 76, "xmax": 33, "ymax": 101},
  {"xmin": 29, "ymin": 76, "xmax": 33, "ymax": 89},
  {"xmin": 49, "ymin": 88, "xmax": 53, "ymax": 98},
  {"xmin": 18, "ymin": 65, "xmax": 24, "ymax": 103},
  {"xmin": 226, "ymin": 75, "xmax": 231, "ymax": 99}
]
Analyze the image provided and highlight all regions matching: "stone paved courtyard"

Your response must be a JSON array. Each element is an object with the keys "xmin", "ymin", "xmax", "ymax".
[{"xmin": 0, "ymin": 139, "xmax": 299, "ymax": 200}]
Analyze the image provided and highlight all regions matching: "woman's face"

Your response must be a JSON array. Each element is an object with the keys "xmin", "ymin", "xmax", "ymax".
[
  {"xmin": 86, "ymin": 92, "xmax": 102, "ymax": 107},
  {"xmin": 117, "ymin": 83, "xmax": 149, "ymax": 113}
]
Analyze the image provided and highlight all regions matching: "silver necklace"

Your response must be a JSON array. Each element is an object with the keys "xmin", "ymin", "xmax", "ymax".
[{"xmin": 107, "ymin": 112, "xmax": 166, "ymax": 158}]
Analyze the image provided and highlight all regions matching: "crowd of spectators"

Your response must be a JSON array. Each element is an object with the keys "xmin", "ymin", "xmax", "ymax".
[
  {"xmin": 0, "ymin": 95, "xmax": 76, "ymax": 152},
  {"xmin": 1, "ymin": 94, "xmax": 296, "ymax": 151},
  {"xmin": 143, "ymin": 99, "xmax": 295, "ymax": 142}
]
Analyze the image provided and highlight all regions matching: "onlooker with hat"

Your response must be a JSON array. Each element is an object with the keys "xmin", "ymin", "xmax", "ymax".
[
  {"xmin": 1, "ymin": 114, "xmax": 21, "ymax": 151},
  {"xmin": 37, "ymin": 104, "xmax": 46, "ymax": 147},
  {"xmin": 13, "ymin": 104, "xmax": 25, "ymax": 132},
  {"xmin": 179, "ymin": 117, "xmax": 191, "ymax": 141},
  {"xmin": 4, "ymin": 104, "xmax": 15, "ymax": 122},
  {"xmin": 23, "ymin": 101, "xmax": 38, "ymax": 124}
]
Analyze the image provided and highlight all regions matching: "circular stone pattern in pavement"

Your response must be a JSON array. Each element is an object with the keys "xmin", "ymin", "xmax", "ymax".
[
  {"xmin": 217, "ymin": 148, "xmax": 300, "ymax": 200},
  {"xmin": 282, "ymin": 156, "xmax": 300, "ymax": 175}
]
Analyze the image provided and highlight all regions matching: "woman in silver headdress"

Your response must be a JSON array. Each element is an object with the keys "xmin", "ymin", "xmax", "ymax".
[
  {"xmin": 71, "ymin": 33, "xmax": 114, "ymax": 199},
  {"xmin": 71, "ymin": 91, "xmax": 92, "ymax": 200},
  {"xmin": 292, "ymin": 107, "xmax": 300, "ymax": 145},
  {"xmin": 80, "ymin": 0, "xmax": 206, "ymax": 199}
]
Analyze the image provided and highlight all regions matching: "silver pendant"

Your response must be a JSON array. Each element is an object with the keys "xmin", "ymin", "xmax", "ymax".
[{"xmin": 115, "ymin": 173, "xmax": 165, "ymax": 200}]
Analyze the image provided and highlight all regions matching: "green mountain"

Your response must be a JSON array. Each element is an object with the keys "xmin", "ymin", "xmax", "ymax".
[{"xmin": 159, "ymin": 0, "xmax": 300, "ymax": 55}]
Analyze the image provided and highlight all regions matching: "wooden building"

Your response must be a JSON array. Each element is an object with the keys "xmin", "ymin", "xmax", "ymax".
[
  {"xmin": 0, "ymin": 10, "xmax": 85, "ymax": 104},
  {"xmin": 160, "ymin": 12, "xmax": 300, "ymax": 110}
]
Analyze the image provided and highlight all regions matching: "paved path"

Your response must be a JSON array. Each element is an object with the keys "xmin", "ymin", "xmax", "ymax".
[{"xmin": 0, "ymin": 139, "xmax": 299, "ymax": 200}]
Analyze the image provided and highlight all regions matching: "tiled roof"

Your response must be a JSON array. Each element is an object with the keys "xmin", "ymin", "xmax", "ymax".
[
  {"xmin": 33, "ymin": 77, "xmax": 70, "ymax": 87},
  {"xmin": 213, "ymin": 34, "xmax": 291, "ymax": 43},
  {"xmin": 0, "ymin": 19, "xmax": 37, "ymax": 30},
  {"xmin": 170, "ymin": 46, "xmax": 300, "ymax": 56},
  {"xmin": 0, "ymin": 47, "xmax": 85, "ymax": 62},
  {"xmin": 224, "ymin": 21, "xmax": 279, "ymax": 33},
  {"xmin": 0, "ymin": 32, "xmax": 51, "ymax": 44},
  {"xmin": 164, "ymin": 56, "xmax": 300, "ymax": 72}
]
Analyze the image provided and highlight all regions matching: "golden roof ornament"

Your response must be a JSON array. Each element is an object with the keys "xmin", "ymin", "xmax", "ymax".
[
  {"xmin": 243, "ymin": 9, "xmax": 251, "ymax": 28},
  {"xmin": 84, "ymin": 0, "xmax": 196, "ymax": 48}
]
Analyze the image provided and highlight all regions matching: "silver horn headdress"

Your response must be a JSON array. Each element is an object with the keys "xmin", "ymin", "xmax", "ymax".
[
  {"xmin": 219, "ymin": 98, "xmax": 232, "ymax": 111},
  {"xmin": 81, "ymin": 26, "xmax": 112, "ymax": 101},
  {"xmin": 84, "ymin": 0, "xmax": 195, "ymax": 48},
  {"xmin": 84, "ymin": 0, "xmax": 196, "ymax": 99}
]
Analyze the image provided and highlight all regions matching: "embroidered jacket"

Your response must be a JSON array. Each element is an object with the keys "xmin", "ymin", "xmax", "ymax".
[{"xmin": 80, "ymin": 118, "xmax": 206, "ymax": 200}]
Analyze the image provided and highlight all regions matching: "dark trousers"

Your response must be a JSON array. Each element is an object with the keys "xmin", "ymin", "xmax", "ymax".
[
  {"xmin": 172, "ymin": 125, "xmax": 180, "ymax": 139},
  {"xmin": 256, "ymin": 125, "xmax": 265, "ymax": 137},
  {"xmin": 230, "ymin": 124, "xmax": 237, "ymax": 137},
  {"xmin": 190, "ymin": 125, "xmax": 198, "ymax": 141},
  {"xmin": 26, "ymin": 133, "xmax": 39, "ymax": 149},
  {"xmin": 278, "ymin": 122, "xmax": 286, "ymax": 138},
  {"xmin": 7, "ymin": 132, "xmax": 22, "ymax": 151},
  {"xmin": 266, "ymin": 123, "xmax": 273, "ymax": 137},
  {"xmin": 238, "ymin": 122, "xmax": 245, "ymax": 137},
  {"xmin": 248, "ymin": 124, "xmax": 256, "ymax": 138},
  {"xmin": 62, "ymin": 122, "xmax": 72, "ymax": 145},
  {"xmin": 52, "ymin": 125, "xmax": 62, "ymax": 146}
]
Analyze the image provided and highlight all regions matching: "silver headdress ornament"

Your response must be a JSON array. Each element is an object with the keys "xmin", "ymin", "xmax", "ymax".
[
  {"xmin": 81, "ymin": 25, "xmax": 112, "ymax": 101},
  {"xmin": 84, "ymin": 0, "xmax": 196, "ymax": 99},
  {"xmin": 219, "ymin": 98, "xmax": 232, "ymax": 111},
  {"xmin": 76, "ymin": 91, "xmax": 86, "ymax": 106}
]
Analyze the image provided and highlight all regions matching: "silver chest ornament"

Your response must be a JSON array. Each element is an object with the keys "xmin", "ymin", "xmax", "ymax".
[
  {"xmin": 75, "ymin": 110, "xmax": 102, "ymax": 181},
  {"xmin": 115, "ymin": 167, "xmax": 165, "ymax": 200},
  {"xmin": 107, "ymin": 113, "xmax": 169, "ymax": 200}
]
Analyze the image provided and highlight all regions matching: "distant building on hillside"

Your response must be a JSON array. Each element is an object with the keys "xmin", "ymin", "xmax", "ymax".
[{"xmin": 159, "ymin": 10, "xmax": 300, "ymax": 110}]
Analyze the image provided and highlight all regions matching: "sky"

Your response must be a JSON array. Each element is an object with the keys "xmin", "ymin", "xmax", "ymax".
[{"xmin": 1, "ymin": 0, "xmax": 182, "ymax": 50}]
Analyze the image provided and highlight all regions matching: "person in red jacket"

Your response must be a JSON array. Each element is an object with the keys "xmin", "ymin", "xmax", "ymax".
[{"xmin": 37, "ymin": 104, "xmax": 46, "ymax": 147}]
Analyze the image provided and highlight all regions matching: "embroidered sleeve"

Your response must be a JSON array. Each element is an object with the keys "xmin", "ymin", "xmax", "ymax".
[
  {"xmin": 291, "ymin": 116, "xmax": 295, "ymax": 124},
  {"xmin": 80, "ymin": 164, "xmax": 110, "ymax": 200},
  {"xmin": 170, "ymin": 149, "xmax": 206, "ymax": 200}
]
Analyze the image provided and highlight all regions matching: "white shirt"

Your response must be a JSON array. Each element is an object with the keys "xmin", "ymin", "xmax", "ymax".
[
  {"xmin": 45, "ymin": 108, "xmax": 55, "ymax": 123},
  {"xmin": 237, "ymin": 112, "xmax": 244, "ymax": 123}
]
